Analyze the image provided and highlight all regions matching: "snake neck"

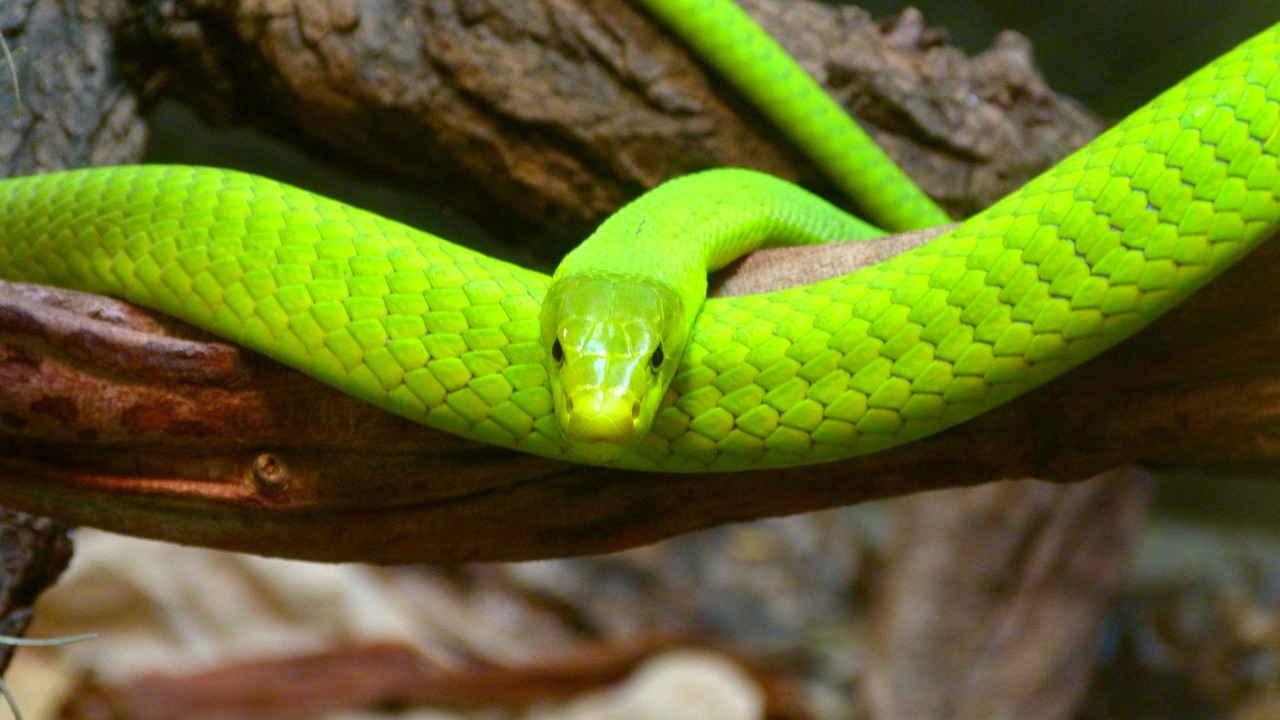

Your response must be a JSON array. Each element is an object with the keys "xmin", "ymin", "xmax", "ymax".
[{"xmin": 554, "ymin": 169, "xmax": 881, "ymax": 290}]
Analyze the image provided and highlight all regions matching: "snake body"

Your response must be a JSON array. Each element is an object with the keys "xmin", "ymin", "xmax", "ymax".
[{"xmin": 0, "ymin": 8, "xmax": 1277, "ymax": 471}]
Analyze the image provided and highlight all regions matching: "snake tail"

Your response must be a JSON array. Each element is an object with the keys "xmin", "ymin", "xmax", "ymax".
[{"xmin": 634, "ymin": 0, "xmax": 952, "ymax": 231}]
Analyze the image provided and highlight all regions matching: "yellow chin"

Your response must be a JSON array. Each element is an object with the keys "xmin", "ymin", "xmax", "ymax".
[
  {"xmin": 558, "ymin": 389, "xmax": 646, "ymax": 463},
  {"xmin": 563, "ymin": 438, "xmax": 629, "ymax": 464},
  {"xmin": 564, "ymin": 391, "xmax": 639, "ymax": 441}
]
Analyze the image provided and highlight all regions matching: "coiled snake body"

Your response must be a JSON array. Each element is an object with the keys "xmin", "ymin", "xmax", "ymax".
[{"xmin": 0, "ymin": 5, "xmax": 1277, "ymax": 471}]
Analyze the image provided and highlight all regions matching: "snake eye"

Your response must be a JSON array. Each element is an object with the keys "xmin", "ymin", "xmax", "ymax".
[
  {"xmin": 551, "ymin": 339, "xmax": 564, "ymax": 364},
  {"xmin": 650, "ymin": 344, "xmax": 664, "ymax": 370}
]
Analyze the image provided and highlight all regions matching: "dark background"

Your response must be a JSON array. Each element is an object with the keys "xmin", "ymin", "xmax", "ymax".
[{"xmin": 853, "ymin": 0, "xmax": 1275, "ymax": 117}]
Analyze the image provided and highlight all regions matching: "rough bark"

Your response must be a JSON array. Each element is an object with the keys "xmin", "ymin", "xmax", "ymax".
[{"xmin": 0, "ymin": 0, "xmax": 145, "ymax": 175}]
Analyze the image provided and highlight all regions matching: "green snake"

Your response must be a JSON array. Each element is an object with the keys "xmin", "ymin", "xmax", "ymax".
[{"xmin": 0, "ymin": 4, "xmax": 1276, "ymax": 472}]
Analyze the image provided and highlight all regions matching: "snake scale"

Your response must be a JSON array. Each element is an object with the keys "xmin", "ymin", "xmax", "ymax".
[{"xmin": 0, "ymin": 4, "xmax": 1276, "ymax": 472}]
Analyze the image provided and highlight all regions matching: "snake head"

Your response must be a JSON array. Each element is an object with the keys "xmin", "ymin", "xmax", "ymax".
[{"xmin": 539, "ymin": 274, "xmax": 685, "ymax": 462}]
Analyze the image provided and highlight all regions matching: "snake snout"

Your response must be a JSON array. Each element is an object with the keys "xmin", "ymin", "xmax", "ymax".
[{"xmin": 563, "ymin": 390, "xmax": 642, "ymax": 443}]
